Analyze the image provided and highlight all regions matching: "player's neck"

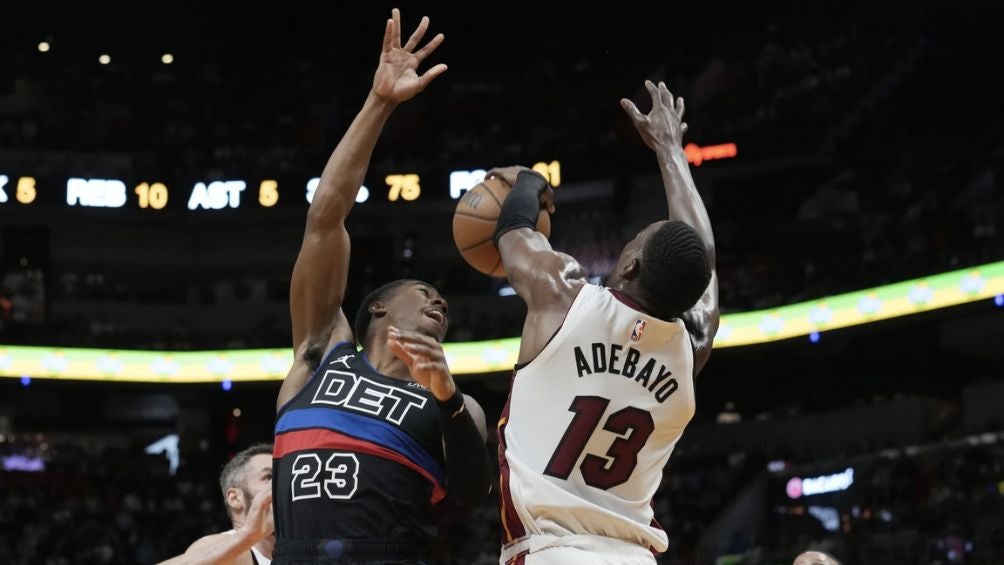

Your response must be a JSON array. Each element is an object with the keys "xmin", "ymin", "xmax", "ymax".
[
  {"xmin": 365, "ymin": 343, "xmax": 413, "ymax": 380},
  {"xmin": 611, "ymin": 283, "xmax": 656, "ymax": 316}
]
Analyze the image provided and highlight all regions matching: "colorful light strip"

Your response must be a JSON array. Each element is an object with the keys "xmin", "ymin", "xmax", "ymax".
[{"xmin": 2, "ymin": 261, "xmax": 1002, "ymax": 383}]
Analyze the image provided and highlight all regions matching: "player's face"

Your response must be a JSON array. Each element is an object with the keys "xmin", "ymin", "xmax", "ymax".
[
  {"xmin": 243, "ymin": 454, "xmax": 273, "ymax": 500},
  {"xmin": 606, "ymin": 221, "xmax": 666, "ymax": 287},
  {"xmin": 384, "ymin": 282, "xmax": 449, "ymax": 342}
]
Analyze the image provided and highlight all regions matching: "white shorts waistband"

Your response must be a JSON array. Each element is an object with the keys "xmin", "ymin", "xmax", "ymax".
[{"xmin": 501, "ymin": 534, "xmax": 653, "ymax": 562}]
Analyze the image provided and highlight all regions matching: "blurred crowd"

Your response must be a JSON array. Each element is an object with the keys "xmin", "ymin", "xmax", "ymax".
[{"xmin": 3, "ymin": 427, "xmax": 1002, "ymax": 564}]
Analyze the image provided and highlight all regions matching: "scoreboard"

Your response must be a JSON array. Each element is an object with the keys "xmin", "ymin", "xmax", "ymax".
[
  {"xmin": 0, "ymin": 161, "xmax": 563, "ymax": 213},
  {"xmin": 0, "ymin": 143, "xmax": 740, "ymax": 214}
]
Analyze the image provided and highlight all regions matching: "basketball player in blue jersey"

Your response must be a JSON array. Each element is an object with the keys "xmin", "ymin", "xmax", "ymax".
[
  {"xmin": 272, "ymin": 9, "xmax": 491, "ymax": 564},
  {"xmin": 486, "ymin": 80, "xmax": 718, "ymax": 564}
]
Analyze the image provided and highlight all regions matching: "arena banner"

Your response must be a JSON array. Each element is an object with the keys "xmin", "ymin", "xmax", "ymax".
[{"xmin": 2, "ymin": 260, "xmax": 1002, "ymax": 382}]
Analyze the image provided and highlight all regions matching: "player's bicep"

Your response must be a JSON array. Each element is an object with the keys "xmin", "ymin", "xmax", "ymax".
[
  {"xmin": 498, "ymin": 228, "xmax": 584, "ymax": 310},
  {"xmin": 290, "ymin": 225, "xmax": 354, "ymax": 350}
]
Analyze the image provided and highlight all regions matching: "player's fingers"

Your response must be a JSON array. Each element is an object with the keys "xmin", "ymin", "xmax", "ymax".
[
  {"xmin": 681, "ymin": 122, "xmax": 689, "ymax": 135},
  {"xmin": 382, "ymin": 18, "xmax": 394, "ymax": 53},
  {"xmin": 540, "ymin": 189, "xmax": 557, "ymax": 214},
  {"xmin": 404, "ymin": 15, "xmax": 429, "ymax": 52},
  {"xmin": 676, "ymin": 96, "xmax": 685, "ymax": 118},
  {"xmin": 387, "ymin": 333, "xmax": 415, "ymax": 365},
  {"xmin": 644, "ymin": 80, "xmax": 659, "ymax": 106},
  {"xmin": 400, "ymin": 339, "xmax": 444, "ymax": 358},
  {"xmin": 392, "ymin": 8, "xmax": 402, "ymax": 48},
  {"xmin": 414, "ymin": 33, "xmax": 445, "ymax": 62},
  {"xmin": 658, "ymin": 81, "xmax": 673, "ymax": 110},
  {"xmin": 620, "ymin": 99, "xmax": 644, "ymax": 124},
  {"xmin": 391, "ymin": 326, "xmax": 438, "ymax": 345},
  {"xmin": 414, "ymin": 361, "xmax": 448, "ymax": 374},
  {"xmin": 419, "ymin": 63, "xmax": 448, "ymax": 88}
]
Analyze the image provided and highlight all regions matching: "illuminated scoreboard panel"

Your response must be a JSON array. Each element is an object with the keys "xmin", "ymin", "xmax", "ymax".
[
  {"xmin": 0, "ymin": 175, "xmax": 38, "ymax": 205},
  {"xmin": 0, "ymin": 161, "xmax": 565, "ymax": 212},
  {"xmin": 0, "ymin": 143, "xmax": 739, "ymax": 213}
]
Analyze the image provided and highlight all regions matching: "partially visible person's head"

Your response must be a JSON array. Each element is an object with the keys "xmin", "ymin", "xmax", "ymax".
[
  {"xmin": 220, "ymin": 443, "xmax": 273, "ymax": 522},
  {"xmin": 793, "ymin": 551, "xmax": 841, "ymax": 565},
  {"xmin": 354, "ymin": 279, "xmax": 449, "ymax": 348},
  {"xmin": 606, "ymin": 220, "xmax": 711, "ymax": 320}
]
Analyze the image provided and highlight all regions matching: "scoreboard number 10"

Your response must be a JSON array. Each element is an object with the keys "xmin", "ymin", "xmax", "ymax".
[{"xmin": 135, "ymin": 183, "xmax": 169, "ymax": 209}]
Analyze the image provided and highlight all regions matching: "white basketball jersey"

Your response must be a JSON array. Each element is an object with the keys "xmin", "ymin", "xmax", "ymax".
[
  {"xmin": 498, "ymin": 284, "xmax": 696, "ymax": 554},
  {"xmin": 223, "ymin": 529, "xmax": 271, "ymax": 565}
]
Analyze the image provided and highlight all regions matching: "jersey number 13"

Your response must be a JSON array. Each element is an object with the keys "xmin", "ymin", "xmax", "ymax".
[{"xmin": 543, "ymin": 396, "xmax": 654, "ymax": 490}]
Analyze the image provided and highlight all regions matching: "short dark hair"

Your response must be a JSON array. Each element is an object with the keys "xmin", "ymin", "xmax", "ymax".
[
  {"xmin": 220, "ymin": 443, "xmax": 272, "ymax": 518},
  {"xmin": 638, "ymin": 221, "xmax": 711, "ymax": 320},
  {"xmin": 354, "ymin": 279, "xmax": 418, "ymax": 347}
]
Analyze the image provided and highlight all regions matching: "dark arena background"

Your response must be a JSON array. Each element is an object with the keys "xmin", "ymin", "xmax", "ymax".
[{"xmin": 2, "ymin": 1, "xmax": 1003, "ymax": 563}]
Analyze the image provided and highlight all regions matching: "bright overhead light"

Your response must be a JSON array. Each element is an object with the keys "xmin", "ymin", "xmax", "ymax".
[
  {"xmin": 98, "ymin": 54, "xmax": 111, "ymax": 65},
  {"xmin": 161, "ymin": 53, "xmax": 174, "ymax": 64},
  {"xmin": 38, "ymin": 42, "xmax": 50, "ymax": 53}
]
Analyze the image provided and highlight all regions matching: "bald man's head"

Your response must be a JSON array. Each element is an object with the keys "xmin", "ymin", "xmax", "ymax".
[{"xmin": 793, "ymin": 551, "xmax": 841, "ymax": 565}]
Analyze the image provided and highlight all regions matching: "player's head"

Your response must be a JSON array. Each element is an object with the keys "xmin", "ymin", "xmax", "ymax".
[
  {"xmin": 219, "ymin": 443, "xmax": 273, "ymax": 522},
  {"xmin": 793, "ymin": 551, "xmax": 841, "ymax": 565},
  {"xmin": 355, "ymin": 279, "xmax": 449, "ymax": 348},
  {"xmin": 606, "ymin": 220, "xmax": 711, "ymax": 320}
]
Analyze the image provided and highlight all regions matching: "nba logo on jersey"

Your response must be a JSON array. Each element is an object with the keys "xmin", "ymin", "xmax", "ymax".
[{"xmin": 630, "ymin": 319, "xmax": 647, "ymax": 341}]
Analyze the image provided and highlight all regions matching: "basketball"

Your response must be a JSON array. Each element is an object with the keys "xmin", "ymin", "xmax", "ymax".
[{"xmin": 452, "ymin": 177, "xmax": 551, "ymax": 276}]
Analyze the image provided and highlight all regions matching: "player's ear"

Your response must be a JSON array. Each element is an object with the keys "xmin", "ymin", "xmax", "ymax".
[
  {"xmin": 369, "ymin": 301, "xmax": 388, "ymax": 319},
  {"xmin": 622, "ymin": 257, "xmax": 641, "ymax": 281},
  {"xmin": 225, "ymin": 487, "xmax": 244, "ymax": 515}
]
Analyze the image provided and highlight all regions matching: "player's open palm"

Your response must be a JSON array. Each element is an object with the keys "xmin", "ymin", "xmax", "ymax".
[
  {"xmin": 621, "ymin": 80, "xmax": 688, "ymax": 152},
  {"xmin": 372, "ymin": 8, "xmax": 447, "ymax": 104},
  {"xmin": 387, "ymin": 325, "xmax": 457, "ymax": 401}
]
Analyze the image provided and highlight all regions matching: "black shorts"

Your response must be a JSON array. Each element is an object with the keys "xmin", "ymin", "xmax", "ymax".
[{"xmin": 273, "ymin": 538, "xmax": 428, "ymax": 565}]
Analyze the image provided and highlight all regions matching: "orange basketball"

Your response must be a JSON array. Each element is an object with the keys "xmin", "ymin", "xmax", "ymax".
[{"xmin": 452, "ymin": 177, "xmax": 551, "ymax": 277}]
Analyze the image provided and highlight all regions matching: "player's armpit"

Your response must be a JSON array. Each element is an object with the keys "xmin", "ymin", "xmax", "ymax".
[{"xmin": 682, "ymin": 270, "xmax": 719, "ymax": 376}]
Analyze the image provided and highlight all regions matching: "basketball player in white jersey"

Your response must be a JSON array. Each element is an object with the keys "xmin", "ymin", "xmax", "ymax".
[
  {"xmin": 486, "ymin": 80, "xmax": 718, "ymax": 564},
  {"xmin": 158, "ymin": 444, "xmax": 274, "ymax": 565}
]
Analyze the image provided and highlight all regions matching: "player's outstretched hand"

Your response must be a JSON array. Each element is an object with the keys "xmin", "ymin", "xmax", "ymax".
[
  {"xmin": 372, "ymin": 8, "xmax": 448, "ymax": 104},
  {"xmin": 620, "ymin": 80, "xmax": 688, "ymax": 152},
  {"xmin": 387, "ymin": 325, "xmax": 457, "ymax": 401}
]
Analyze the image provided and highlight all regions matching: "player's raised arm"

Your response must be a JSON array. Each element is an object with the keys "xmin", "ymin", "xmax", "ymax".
[
  {"xmin": 487, "ymin": 166, "xmax": 587, "ymax": 365},
  {"xmin": 280, "ymin": 9, "xmax": 448, "ymax": 409},
  {"xmin": 621, "ymin": 81, "xmax": 719, "ymax": 373}
]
